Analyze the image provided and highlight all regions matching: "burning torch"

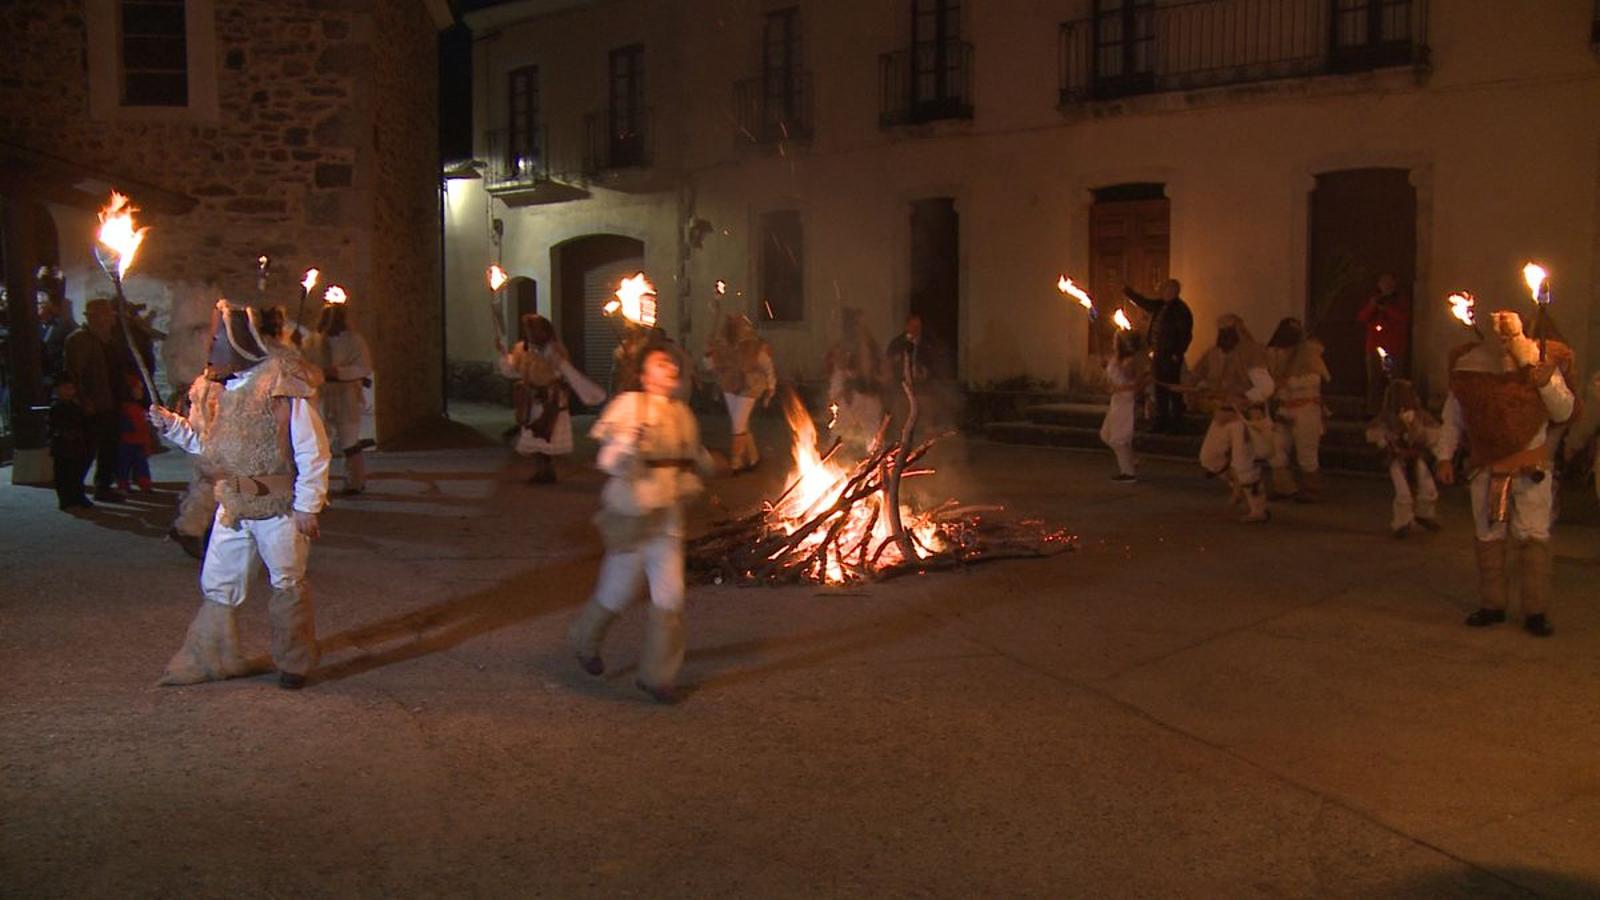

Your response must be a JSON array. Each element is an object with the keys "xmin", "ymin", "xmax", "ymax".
[
  {"xmin": 604, "ymin": 272, "xmax": 658, "ymax": 328},
  {"xmin": 488, "ymin": 263, "xmax": 509, "ymax": 348},
  {"xmin": 1522, "ymin": 262, "xmax": 1550, "ymax": 361},
  {"xmin": 1057, "ymin": 275, "xmax": 1096, "ymax": 322},
  {"xmin": 291, "ymin": 267, "xmax": 319, "ymax": 345},
  {"xmin": 93, "ymin": 192, "xmax": 160, "ymax": 405},
  {"xmin": 1447, "ymin": 291, "xmax": 1483, "ymax": 340},
  {"xmin": 256, "ymin": 254, "xmax": 271, "ymax": 296},
  {"xmin": 1375, "ymin": 346, "xmax": 1394, "ymax": 379}
]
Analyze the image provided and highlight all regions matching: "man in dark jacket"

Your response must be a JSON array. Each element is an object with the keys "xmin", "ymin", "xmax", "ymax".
[
  {"xmin": 63, "ymin": 298, "xmax": 123, "ymax": 502},
  {"xmin": 1124, "ymin": 278, "xmax": 1194, "ymax": 433}
]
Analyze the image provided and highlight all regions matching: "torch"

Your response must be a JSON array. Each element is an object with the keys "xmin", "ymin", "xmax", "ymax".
[
  {"xmin": 488, "ymin": 263, "xmax": 509, "ymax": 348},
  {"xmin": 291, "ymin": 267, "xmax": 319, "ymax": 345},
  {"xmin": 1447, "ymin": 291, "xmax": 1483, "ymax": 340},
  {"xmin": 1522, "ymin": 262, "xmax": 1550, "ymax": 362},
  {"xmin": 604, "ymin": 272, "xmax": 658, "ymax": 328},
  {"xmin": 256, "ymin": 254, "xmax": 271, "ymax": 297},
  {"xmin": 1057, "ymin": 275, "xmax": 1096, "ymax": 322},
  {"xmin": 1111, "ymin": 308, "xmax": 1133, "ymax": 332},
  {"xmin": 1376, "ymin": 346, "xmax": 1394, "ymax": 379},
  {"xmin": 93, "ymin": 192, "xmax": 160, "ymax": 406}
]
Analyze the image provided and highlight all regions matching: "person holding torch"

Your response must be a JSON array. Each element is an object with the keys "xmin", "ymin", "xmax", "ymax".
[{"xmin": 302, "ymin": 285, "xmax": 374, "ymax": 495}]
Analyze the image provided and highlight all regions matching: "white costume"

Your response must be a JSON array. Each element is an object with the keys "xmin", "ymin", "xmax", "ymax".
[
  {"xmin": 1266, "ymin": 335, "xmax": 1330, "ymax": 499},
  {"xmin": 1365, "ymin": 383, "xmax": 1440, "ymax": 534},
  {"xmin": 568, "ymin": 390, "xmax": 713, "ymax": 696},
  {"xmin": 1188, "ymin": 316, "xmax": 1275, "ymax": 521},
  {"xmin": 1099, "ymin": 356, "xmax": 1140, "ymax": 477},
  {"xmin": 303, "ymin": 330, "xmax": 372, "ymax": 454}
]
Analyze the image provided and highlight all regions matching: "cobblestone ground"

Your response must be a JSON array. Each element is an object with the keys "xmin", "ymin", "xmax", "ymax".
[{"xmin": 3, "ymin": 409, "xmax": 1598, "ymax": 897}]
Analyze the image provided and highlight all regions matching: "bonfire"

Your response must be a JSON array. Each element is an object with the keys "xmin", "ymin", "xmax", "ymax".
[{"xmin": 687, "ymin": 394, "xmax": 1075, "ymax": 586}]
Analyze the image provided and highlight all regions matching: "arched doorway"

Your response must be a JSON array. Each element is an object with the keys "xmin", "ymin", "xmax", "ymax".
[
  {"xmin": 552, "ymin": 234, "xmax": 644, "ymax": 389},
  {"xmin": 503, "ymin": 275, "xmax": 538, "ymax": 333}
]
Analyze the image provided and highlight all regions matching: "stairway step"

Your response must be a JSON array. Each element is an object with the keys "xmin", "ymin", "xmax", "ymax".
[
  {"xmin": 1020, "ymin": 404, "xmax": 1378, "ymax": 449},
  {"xmin": 983, "ymin": 421, "xmax": 1387, "ymax": 474}
]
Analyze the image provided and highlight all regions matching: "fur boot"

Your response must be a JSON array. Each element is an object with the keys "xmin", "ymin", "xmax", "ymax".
[
  {"xmin": 567, "ymin": 598, "xmax": 618, "ymax": 675},
  {"xmin": 1465, "ymin": 539, "xmax": 1509, "ymax": 627},
  {"xmin": 639, "ymin": 604, "xmax": 686, "ymax": 700},
  {"xmin": 1518, "ymin": 539, "xmax": 1553, "ymax": 636},
  {"xmin": 1241, "ymin": 481, "xmax": 1270, "ymax": 524},
  {"xmin": 158, "ymin": 600, "xmax": 252, "ymax": 685},
  {"xmin": 268, "ymin": 583, "xmax": 319, "ymax": 679},
  {"xmin": 1269, "ymin": 466, "xmax": 1299, "ymax": 500}
]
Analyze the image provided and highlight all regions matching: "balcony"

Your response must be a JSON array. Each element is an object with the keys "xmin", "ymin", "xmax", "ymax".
[
  {"xmin": 733, "ymin": 71, "xmax": 814, "ymax": 146},
  {"xmin": 1059, "ymin": 0, "xmax": 1429, "ymax": 106},
  {"xmin": 583, "ymin": 107, "xmax": 652, "ymax": 176},
  {"xmin": 482, "ymin": 127, "xmax": 548, "ymax": 193},
  {"xmin": 879, "ymin": 41, "xmax": 975, "ymax": 127}
]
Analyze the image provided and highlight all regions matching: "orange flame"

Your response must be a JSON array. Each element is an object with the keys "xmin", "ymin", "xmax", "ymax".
[
  {"xmin": 324, "ymin": 285, "xmax": 348, "ymax": 305},
  {"xmin": 1521, "ymin": 262, "xmax": 1548, "ymax": 304},
  {"xmin": 488, "ymin": 264, "xmax": 508, "ymax": 292},
  {"xmin": 301, "ymin": 268, "xmax": 320, "ymax": 292},
  {"xmin": 606, "ymin": 272, "xmax": 657, "ymax": 327},
  {"xmin": 1057, "ymin": 275, "xmax": 1094, "ymax": 315},
  {"xmin": 1447, "ymin": 291, "xmax": 1476, "ymax": 328},
  {"xmin": 1112, "ymin": 308, "xmax": 1133, "ymax": 331},
  {"xmin": 714, "ymin": 280, "xmax": 727, "ymax": 296},
  {"xmin": 96, "ymin": 192, "xmax": 148, "ymax": 278}
]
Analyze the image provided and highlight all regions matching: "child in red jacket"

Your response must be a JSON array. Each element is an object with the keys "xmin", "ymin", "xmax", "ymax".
[{"xmin": 117, "ymin": 372, "xmax": 153, "ymax": 493}]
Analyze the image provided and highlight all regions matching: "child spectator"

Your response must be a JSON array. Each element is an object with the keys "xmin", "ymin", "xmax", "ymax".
[
  {"xmin": 117, "ymin": 372, "xmax": 154, "ymax": 493},
  {"xmin": 1366, "ymin": 378, "xmax": 1441, "ymax": 538},
  {"xmin": 49, "ymin": 378, "xmax": 94, "ymax": 510},
  {"xmin": 1100, "ymin": 329, "xmax": 1150, "ymax": 483}
]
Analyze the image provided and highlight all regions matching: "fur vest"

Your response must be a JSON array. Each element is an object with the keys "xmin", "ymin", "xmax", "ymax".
[
  {"xmin": 1448, "ymin": 339, "xmax": 1574, "ymax": 468},
  {"xmin": 202, "ymin": 350, "xmax": 322, "ymax": 523}
]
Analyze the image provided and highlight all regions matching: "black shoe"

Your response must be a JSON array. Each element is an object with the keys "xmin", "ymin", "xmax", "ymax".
[
  {"xmin": 94, "ymin": 487, "xmax": 126, "ymax": 503},
  {"xmin": 169, "ymin": 528, "xmax": 204, "ymax": 560},
  {"xmin": 278, "ymin": 672, "xmax": 307, "ymax": 690},
  {"xmin": 1524, "ymin": 614, "xmax": 1553, "ymax": 638},
  {"xmin": 1111, "ymin": 473, "xmax": 1138, "ymax": 484},
  {"xmin": 1415, "ymin": 517, "xmax": 1441, "ymax": 532},
  {"xmin": 1464, "ymin": 608, "xmax": 1507, "ymax": 628},
  {"xmin": 576, "ymin": 652, "xmax": 604, "ymax": 676},
  {"xmin": 1392, "ymin": 526, "xmax": 1409, "ymax": 539},
  {"xmin": 636, "ymin": 679, "xmax": 677, "ymax": 705}
]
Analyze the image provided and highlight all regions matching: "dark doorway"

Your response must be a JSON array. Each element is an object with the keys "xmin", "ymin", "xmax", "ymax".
[
  {"xmin": 553, "ymin": 234, "xmax": 644, "ymax": 390},
  {"xmin": 908, "ymin": 197, "xmax": 958, "ymax": 378},
  {"xmin": 507, "ymin": 276, "xmax": 538, "ymax": 325},
  {"xmin": 1, "ymin": 198, "xmax": 60, "ymax": 464},
  {"xmin": 1088, "ymin": 184, "xmax": 1169, "ymax": 356},
  {"xmin": 1307, "ymin": 167, "xmax": 1415, "ymax": 397}
]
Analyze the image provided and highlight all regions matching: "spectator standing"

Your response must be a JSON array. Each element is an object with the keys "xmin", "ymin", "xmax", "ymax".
[
  {"xmin": 63, "ymin": 298, "xmax": 123, "ymax": 502},
  {"xmin": 49, "ymin": 377, "xmax": 94, "ymax": 510},
  {"xmin": 1124, "ymin": 279, "xmax": 1194, "ymax": 434},
  {"xmin": 1357, "ymin": 274, "xmax": 1410, "ymax": 412}
]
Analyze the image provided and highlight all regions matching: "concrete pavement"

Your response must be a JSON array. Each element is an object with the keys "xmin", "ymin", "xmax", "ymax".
[{"xmin": 2, "ymin": 409, "xmax": 1598, "ymax": 897}]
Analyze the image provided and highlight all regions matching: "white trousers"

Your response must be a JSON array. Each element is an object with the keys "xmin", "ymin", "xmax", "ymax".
[
  {"xmin": 591, "ymin": 530, "xmax": 685, "ymax": 614},
  {"xmin": 1101, "ymin": 398, "xmax": 1137, "ymax": 476},
  {"xmin": 1200, "ymin": 416, "xmax": 1261, "ymax": 484},
  {"xmin": 1467, "ymin": 468, "xmax": 1553, "ymax": 542},
  {"xmin": 1388, "ymin": 458, "xmax": 1437, "ymax": 529},
  {"xmin": 200, "ymin": 509, "xmax": 309, "ymax": 607},
  {"xmin": 1271, "ymin": 405, "xmax": 1323, "ymax": 472},
  {"xmin": 723, "ymin": 393, "xmax": 755, "ymax": 434}
]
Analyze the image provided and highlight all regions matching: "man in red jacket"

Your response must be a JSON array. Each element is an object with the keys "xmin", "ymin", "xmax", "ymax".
[{"xmin": 1358, "ymin": 273, "xmax": 1410, "ymax": 412}]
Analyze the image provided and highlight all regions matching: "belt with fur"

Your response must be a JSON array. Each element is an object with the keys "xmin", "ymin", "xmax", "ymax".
[
  {"xmin": 218, "ymin": 473, "xmax": 296, "ymax": 497},
  {"xmin": 1485, "ymin": 443, "xmax": 1549, "ymax": 477}
]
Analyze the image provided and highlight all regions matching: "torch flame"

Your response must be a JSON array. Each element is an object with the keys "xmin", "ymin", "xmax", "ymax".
[
  {"xmin": 1447, "ymin": 291, "xmax": 1476, "ymax": 328},
  {"xmin": 324, "ymin": 285, "xmax": 348, "ymax": 305},
  {"xmin": 258, "ymin": 255, "xmax": 269, "ymax": 268},
  {"xmin": 1057, "ymin": 276, "xmax": 1095, "ymax": 317},
  {"xmin": 96, "ymin": 192, "xmax": 148, "ymax": 279},
  {"xmin": 608, "ymin": 272, "xmax": 658, "ymax": 327},
  {"xmin": 827, "ymin": 402, "xmax": 839, "ymax": 429},
  {"xmin": 488, "ymin": 264, "xmax": 509, "ymax": 292},
  {"xmin": 1521, "ymin": 262, "xmax": 1548, "ymax": 304},
  {"xmin": 301, "ymin": 268, "xmax": 320, "ymax": 292},
  {"xmin": 714, "ymin": 280, "xmax": 727, "ymax": 296},
  {"xmin": 1112, "ymin": 308, "xmax": 1133, "ymax": 331},
  {"xmin": 1376, "ymin": 347, "xmax": 1389, "ymax": 361}
]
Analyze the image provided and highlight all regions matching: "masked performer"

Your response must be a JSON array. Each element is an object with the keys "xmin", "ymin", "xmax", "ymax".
[
  {"xmin": 825, "ymin": 308, "xmax": 885, "ymax": 451},
  {"xmin": 498, "ymin": 313, "xmax": 602, "ymax": 483},
  {"xmin": 1265, "ymin": 317, "xmax": 1331, "ymax": 501},
  {"xmin": 1100, "ymin": 328, "xmax": 1150, "ymax": 483},
  {"xmin": 1435, "ymin": 311, "xmax": 1574, "ymax": 636},
  {"xmin": 1185, "ymin": 314, "xmax": 1275, "ymax": 523},
  {"xmin": 1366, "ymin": 379, "xmax": 1441, "ymax": 538},
  {"xmin": 301, "ymin": 294, "xmax": 373, "ymax": 495},
  {"xmin": 148, "ymin": 300, "xmax": 331, "ymax": 688},
  {"xmin": 706, "ymin": 313, "xmax": 775, "ymax": 473},
  {"xmin": 568, "ymin": 346, "xmax": 714, "ymax": 703}
]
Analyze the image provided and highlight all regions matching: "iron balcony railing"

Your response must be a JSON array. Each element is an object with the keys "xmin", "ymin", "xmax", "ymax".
[
  {"xmin": 879, "ymin": 40, "xmax": 975, "ymax": 126},
  {"xmin": 733, "ymin": 71, "xmax": 814, "ymax": 145},
  {"xmin": 1059, "ymin": 0, "xmax": 1429, "ymax": 105},
  {"xmin": 481, "ymin": 126, "xmax": 548, "ymax": 191},
  {"xmin": 583, "ymin": 106, "xmax": 652, "ymax": 175}
]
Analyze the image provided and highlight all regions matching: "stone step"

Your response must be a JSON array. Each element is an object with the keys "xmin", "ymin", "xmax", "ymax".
[
  {"xmin": 1022, "ymin": 402, "xmax": 1375, "ymax": 447},
  {"xmin": 983, "ymin": 421, "xmax": 1387, "ymax": 474}
]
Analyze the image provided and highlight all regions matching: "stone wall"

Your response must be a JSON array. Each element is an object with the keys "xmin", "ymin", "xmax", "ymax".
[{"xmin": 0, "ymin": 0, "xmax": 441, "ymax": 440}]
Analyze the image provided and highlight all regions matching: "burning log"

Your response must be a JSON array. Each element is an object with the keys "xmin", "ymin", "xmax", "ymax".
[{"xmin": 686, "ymin": 395, "xmax": 1075, "ymax": 586}]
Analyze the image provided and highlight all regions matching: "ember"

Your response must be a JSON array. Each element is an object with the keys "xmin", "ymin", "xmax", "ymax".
[{"xmin": 687, "ymin": 396, "xmax": 1075, "ymax": 586}]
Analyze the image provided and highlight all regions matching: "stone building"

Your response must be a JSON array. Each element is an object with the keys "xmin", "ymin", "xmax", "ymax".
[
  {"xmin": 444, "ymin": 0, "xmax": 1599, "ymax": 406},
  {"xmin": 1, "ymin": 0, "xmax": 451, "ymax": 453}
]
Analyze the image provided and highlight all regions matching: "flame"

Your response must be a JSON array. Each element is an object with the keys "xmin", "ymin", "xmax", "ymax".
[
  {"xmin": 96, "ymin": 192, "xmax": 148, "ymax": 278},
  {"xmin": 714, "ymin": 280, "xmax": 727, "ymax": 295},
  {"xmin": 488, "ymin": 264, "xmax": 508, "ymax": 292},
  {"xmin": 1057, "ymin": 275, "xmax": 1094, "ymax": 317},
  {"xmin": 1447, "ymin": 291, "xmax": 1476, "ymax": 328},
  {"xmin": 1376, "ymin": 347, "xmax": 1390, "ymax": 361},
  {"xmin": 301, "ymin": 268, "xmax": 320, "ymax": 292},
  {"xmin": 1112, "ymin": 308, "xmax": 1132, "ymax": 331},
  {"xmin": 324, "ymin": 285, "xmax": 348, "ymax": 305},
  {"xmin": 608, "ymin": 272, "xmax": 657, "ymax": 327},
  {"xmin": 257, "ymin": 255, "xmax": 270, "ymax": 269},
  {"xmin": 770, "ymin": 396, "xmax": 943, "ymax": 584},
  {"xmin": 827, "ymin": 402, "xmax": 839, "ymax": 429},
  {"xmin": 1522, "ymin": 262, "xmax": 1548, "ymax": 303}
]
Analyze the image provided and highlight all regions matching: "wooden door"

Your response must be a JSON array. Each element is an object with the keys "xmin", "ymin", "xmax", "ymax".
[
  {"xmin": 1088, "ymin": 196, "xmax": 1169, "ymax": 355},
  {"xmin": 909, "ymin": 197, "xmax": 959, "ymax": 378},
  {"xmin": 1307, "ymin": 168, "xmax": 1415, "ymax": 396}
]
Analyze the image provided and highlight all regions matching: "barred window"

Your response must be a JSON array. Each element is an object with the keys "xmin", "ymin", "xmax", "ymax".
[{"xmin": 120, "ymin": 0, "xmax": 188, "ymax": 106}]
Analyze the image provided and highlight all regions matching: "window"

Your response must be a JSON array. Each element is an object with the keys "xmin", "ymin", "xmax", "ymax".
[
  {"xmin": 120, "ymin": 0, "xmax": 188, "ymax": 106},
  {"xmin": 762, "ymin": 9, "xmax": 801, "ymax": 130},
  {"xmin": 1090, "ymin": 0, "xmax": 1154, "ymax": 96},
  {"xmin": 507, "ymin": 66, "xmax": 540, "ymax": 178},
  {"xmin": 910, "ymin": 0, "xmax": 961, "ymax": 105},
  {"xmin": 759, "ymin": 210, "xmax": 804, "ymax": 323},
  {"xmin": 608, "ymin": 44, "xmax": 646, "ymax": 167},
  {"xmin": 1329, "ymin": 0, "xmax": 1420, "ymax": 71}
]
